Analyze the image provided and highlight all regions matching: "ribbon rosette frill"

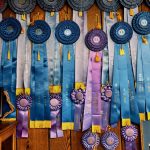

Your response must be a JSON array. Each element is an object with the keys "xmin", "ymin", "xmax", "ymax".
[
  {"xmin": 82, "ymin": 131, "xmax": 100, "ymax": 150},
  {"xmin": 101, "ymin": 84, "xmax": 112, "ymax": 102},
  {"xmin": 83, "ymin": 26, "xmax": 108, "ymax": 133},
  {"xmin": 71, "ymin": 88, "xmax": 85, "ymax": 130},
  {"xmin": 50, "ymin": 94, "xmax": 63, "ymax": 138},
  {"xmin": 101, "ymin": 131, "xmax": 119, "ymax": 150},
  {"xmin": 16, "ymin": 95, "xmax": 32, "ymax": 138},
  {"xmin": 121, "ymin": 125, "xmax": 138, "ymax": 150}
]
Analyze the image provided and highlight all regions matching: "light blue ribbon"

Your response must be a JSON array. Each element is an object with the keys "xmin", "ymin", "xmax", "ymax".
[
  {"xmin": 141, "ymin": 35, "xmax": 150, "ymax": 114},
  {"xmin": 136, "ymin": 36, "xmax": 146, "ymax": 114},
  {"xmin": 1, "ymin": 40, "xmax": 17, "ymax": 118},
  {"xmin": 30, "ymin": 43, "xmax": 50, "ymax": 125},
  {"xmin": 62, "ymin": 44, "xmax": 75, "ymax": 123},
  {"xmin": 117, "ymin": 44, "xmax": 130, "ymax": 121},
  {"xmin": 124, "ymin": 44, "xmax": 139, "ymax": 124},
  {"xmin": 110, "ymin": 44, "xmax": 120, "ymax": 125}
]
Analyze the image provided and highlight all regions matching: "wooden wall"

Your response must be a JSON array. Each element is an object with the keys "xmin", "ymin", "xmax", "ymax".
[{"xmin": 2, "ymin": 2, "xmax": 150, "ymax": 150}]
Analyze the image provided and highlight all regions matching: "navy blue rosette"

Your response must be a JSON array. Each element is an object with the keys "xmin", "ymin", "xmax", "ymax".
[
  {"xmin": 82, "ymin": 131, "xmax": 100, "ymax": 149},
  {"xmin": 8, "ymin": 0, "xmax": 36, "ymax": 14},
  {"xmin": 85, "ymin": 29, "xmax": 108, "ymax": 52},
  {"xmin": 55, "ymin": 20, "xmax": 80, "ymax": 45},
  {"xmin": 120, "ymin": 0, "xmax": 143, "ymax": 9},
  {"xmin": 0, "ymin": 0, "xmax": 7, "ymax": 13},
  {"xmin": 110, "ymin": 21, "xmax": 133, "ymax": 44},
  {"xmin": 67, "ymin": 0, "xmax": 94, "ymax": 12},
  {"xmin": 27, "ymin": 20, "xmax": 51, "ymax": 44},
  {"xmin": 96, "ymin": 0, "xmax": 120, "ymax": 12},
  {"xmin": 101, "ymin": 131, "xmax": 119, "ymax": 150},
  {"xmin": 132, "ymin": 12, "xmax": 150, "ymax": 35},
  {"xmin": 0, "ymin": 17, "xmax": 21, "ymax": 41},
  {"xmin": 37, "ymin": 0, "xmax": 65, "ymax": 12}
]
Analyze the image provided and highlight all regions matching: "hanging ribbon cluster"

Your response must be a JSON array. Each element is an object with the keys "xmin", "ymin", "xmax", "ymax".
[{"xmin": 0, "ymin": 1, "xmax": 149, "ymax": 150}]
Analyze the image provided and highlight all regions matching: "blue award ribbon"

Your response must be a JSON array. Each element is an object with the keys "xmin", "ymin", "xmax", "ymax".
[
  {"xmin": 124, "ymin": 44, "xmax": 140, "ymax": 124},
  {"xmin": 28, "ymin": 20, "xmax": 51, "ymax": 128},
  {"xmin": 1, "ymin": 40, "xmax": 17, "ymax": 120},
  {"xmin": 62, "ymin": 44, "xmax": 75, "ymax": 130},
  {"xmin": 110, "ymin": 44, "xmax": 120, "ymax": 125},
  {"xmin": 136, "ymin": 36, "xmax": 146, "ymax": 118},
  {"xmin": 141, "ymin": 35, "xmax": 150, "ymax": 119},
  {"xmin": 55, "ymin": 20, "xmax": 80, "ymax": 130}
]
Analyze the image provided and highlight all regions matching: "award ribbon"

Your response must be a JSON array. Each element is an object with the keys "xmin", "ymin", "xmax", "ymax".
[
  {"xmin": 101, "ymin": 12, "xmax": 117, "ymax": 130},
  {"xmin": 121, "ymin": 125, "xmax": 138, "ymax": 150},
  {"xmin": 110, "ymin": 21, "xmax": 133, "ymax": 126},
  {"xmin": 55, "ymin": 20, "xmax": 80, "ymax": 130},
  {"xmin": 67, "ymin": 0, "xmax": 94, "ymax": 16},
  {"xmin": 0, "ymin": 17, "xmax": 21, "ymax": 120},
  {"xmin": 101, "ymin": 128, "xmax": 119, "ymax": 150},
  {"xmin": 120, "ymin": 0, "xmax": 143, "ymax": 16},
  {"xmin": 37, "ymin": 0, "xmax": 65, "ymax": 14},
  {"xmin": 8, "ymin": 0, "xmax": 36, "ymax": 15},
  {"xmin": 96, "ymin": 0, "xmax": 120, "ymax": 19},
  {"xmin": 16, "ymin": 14, "xmax": 32, "ymax": 138},
  {"xmin": 46, "ymin": 12, "xmax": 63, "ymax": 138},
  {"xmin": 124, "ymin": 7, "xmax": 138, "ymax": 77},
  {"xmin": 83, "ymin": 21, "xmax": 108, "ymax": 133},
  {"xmin": 28, "ymin": 20, "xmax": 51, "ymax": 128},
  {"xmin": 132, "ymin": 12, "xmax": 150, "ymax": 121},
  {"xmin": 71, "ymin": 11, "xmax": 88, "ymax": 131},
  {"xmin": 82, "ymin": 131, "xmax": 100, "ymax": 150}
]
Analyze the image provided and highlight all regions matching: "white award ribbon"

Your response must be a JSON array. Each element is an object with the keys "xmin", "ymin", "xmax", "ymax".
[
  {"xmin": 16, "ymin": 14, "xmax": 27, "ymax": 93},
  {"xmin": 105, "ymin": 13, "xmax": 117, "ymax": 84},
  {"xmin": 45, "ymin": 12, "xmax": 59, "ymax": 86},
  {"xmin": 24, "ymin": 14, "xmax": 32, "ymax": 92},
  {"xmin": 73, "ymin": 11, "xmax": 89, "ymax": 85},
  {"xmin": 124, "ymin": 7, "xmax": 138, "ymax": 77}
]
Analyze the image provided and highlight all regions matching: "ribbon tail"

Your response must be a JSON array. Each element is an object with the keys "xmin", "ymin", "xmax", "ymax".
[
  {"xmin": 125, "ymin": 141, "xmax": 137, "ymax": 150},
  {"xmin": 56, "ymin": 112, "xmax": 63, "ymax": 138},
  {"xmin": 74, "ymin": 104, "xmax": 82, "ymax": 131}
]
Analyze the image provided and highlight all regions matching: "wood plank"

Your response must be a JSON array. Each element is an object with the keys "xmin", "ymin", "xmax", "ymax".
[
  {"xmin": 50, "ymin": 131, "xmax": 71, "ymax": 150},
  {"xmin": 28, "ymin": 129, "xmax": 49, "ymax": 150}
]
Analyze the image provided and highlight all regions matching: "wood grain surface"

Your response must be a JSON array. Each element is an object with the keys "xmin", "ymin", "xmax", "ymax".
[{"xmin": 1, "ymin": 2, "xmax": 150, "ymax": 150}]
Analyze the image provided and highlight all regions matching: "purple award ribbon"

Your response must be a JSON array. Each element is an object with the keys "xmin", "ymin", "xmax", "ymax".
[
  {"xmin": 83, "ymin": 28, "xmax": 107, "ymax": 132},
  {"xmin": 16, "ymin": 94, "xmax": 32, "ymax": 138},
  {"xmin": 121, "ymin": 125, "xmax": 138, "ymax": 150},
  {"xmin": 50, "ymin": 94, "xmax": 63, "ymax": 138},
  {"xmin": 71, "ymin": 88, "xmax": 86, "ymax": 130},
  {"xmin": 91, "ymin": 51, "xmax": 102, "ymax": 133}
]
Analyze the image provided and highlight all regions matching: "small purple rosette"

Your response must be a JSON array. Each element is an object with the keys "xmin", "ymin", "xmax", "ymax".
[
  {"xmin": 101, "ymin": 131, "xmax": 119, "ymax": 150},
  {"xmin": 82, "ymin": 131, "xmax": 100, "ymax": 149},
  {"xmin": 101, "ymin": 84, "xmax": 112, "ymax": 102}
]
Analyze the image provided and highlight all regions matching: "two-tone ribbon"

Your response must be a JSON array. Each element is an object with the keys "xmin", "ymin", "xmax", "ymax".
[
  {"xmin": 71, "ymin": 11, "xmax": 88, "ymax": 131},
  {"xmin": 132, "ymin": 12, "xmax": 150, "ymax": 121},
  {"xmin": 46, "ymin": 12, "xmax": 63, "ymax": 138},
  {"xmin": 101, "ymin": 12, "xmax": 117, "ymax": 130},
  {"xmin": 16, "ymin": 14, "xmax": 32, "ymax": 138},
  {"xmin": 55, "ymin": 20, "xmax": 80, "ymax": 130},
  {"xmin": 83, "ymin": 24, "xmax": 108, "ymax": 133},
  {"xmin": 0, "ymin": 17, "xmax": 21, "ymax": 120},
  {"xmin": 28, "ymin": 20, "xmax": 51, "ymax": 128},
  {"xmin": 110, "ymin": 21, "xmax": 136, "ymax": 126}
]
